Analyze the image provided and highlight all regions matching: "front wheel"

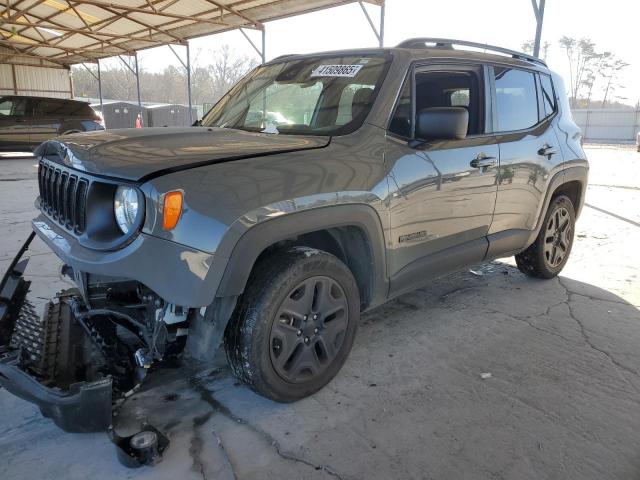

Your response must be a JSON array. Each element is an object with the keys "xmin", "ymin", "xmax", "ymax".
[
  {"xmin": 224, "ymin": 247, "xmax": 360, "ymax": 402},
  {"xmin": 515, "ymin": 194, "xmax": 576, "ymax": 279}
]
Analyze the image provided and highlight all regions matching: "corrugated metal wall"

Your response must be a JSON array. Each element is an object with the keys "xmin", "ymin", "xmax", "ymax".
[
  {"xmin": 572, "ymin": 109, "xmax": 640, "ymax": 141},
  {"xmin": 0, "ymin": 64, "xmax": 72, "ymax": 99}
]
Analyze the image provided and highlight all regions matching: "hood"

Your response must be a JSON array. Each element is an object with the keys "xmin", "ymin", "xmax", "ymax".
[{"xmin": 35, "ymin": 127, "xmax": 330, "ymax": 182}]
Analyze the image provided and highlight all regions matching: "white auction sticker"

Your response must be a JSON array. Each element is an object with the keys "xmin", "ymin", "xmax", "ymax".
[{"xmin": 311, "ymin": 64, "xmax": 364, "ymax": 78}]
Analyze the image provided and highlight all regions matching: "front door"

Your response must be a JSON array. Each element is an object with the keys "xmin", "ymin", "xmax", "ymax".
[{"xmin": 385, "ymin": 64, "xmax": 499, "ymax": 296}]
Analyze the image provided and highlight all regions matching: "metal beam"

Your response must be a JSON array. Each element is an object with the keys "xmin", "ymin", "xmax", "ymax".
[
  {"xmin": 358, "ymin": 0, "xmax": 385, "ymax": 47},
  {"xmin": 134, "ymin": 52, "xmax": 142, "ymax": 110},
  {"xmin": 168, "ymin": 42, "xmax": 193, "ymax": 123},
  {"xmin": 97, "ymin": 59, "xmax": 104, "ymax": 127},
  {"xmin": 186, "ymin": 42, "xmax": 192, "ymax": 124},
  {"xmin": 79, "ymin": 62, "xmax": 98, "ymax": 81},
  {"xmin": 239, "ymin": 27, "xmax": 265, "ymax": 62},
  {"xmin": 531, "ymin": 0, "xmax": 546, "ymax": 58},
  {"xmin": 66, "ymin": 0, "xmax": 228, "ymax": 28}
]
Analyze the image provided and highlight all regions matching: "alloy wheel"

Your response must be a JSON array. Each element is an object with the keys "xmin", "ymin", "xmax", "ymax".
[
  {"xmin": 269, "ymin": 276, "xmax": 349, "ymax": 383},
  {"xmin": 543, "ymin": 206, "xmax": 572, "ymax": 268}
]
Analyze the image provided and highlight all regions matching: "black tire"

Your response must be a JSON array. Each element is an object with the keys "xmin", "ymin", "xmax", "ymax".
[
  {"xmin": 224, "ymin": 247, "xmax": 360, "ymax": 402},
  {"xmin": 515, "ymin": 195, "xmax": 576, "ymax": 279}
]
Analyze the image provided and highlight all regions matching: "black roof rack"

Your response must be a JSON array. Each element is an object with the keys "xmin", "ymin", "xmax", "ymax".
[{"xmin": 396, "ymin": 38, "xmax": 547, "ymax": 67}]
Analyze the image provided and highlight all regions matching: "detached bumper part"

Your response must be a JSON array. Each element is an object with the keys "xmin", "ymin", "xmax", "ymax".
[
  {"xmin": 0, "ymin": 231, "xmax": 112, "ymax": 433},
  {"xmin": 0, "ymin": 231, "xmax": 35, "ymax": 342},
  {"xmin": 0, "ymin": 355, "xmax": 112, "ymax": 433}
]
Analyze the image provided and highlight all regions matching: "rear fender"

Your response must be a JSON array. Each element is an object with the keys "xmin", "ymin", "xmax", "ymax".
[{"xmin": 525, "ymin": 164, "xmax": 588, "ymax": 247}]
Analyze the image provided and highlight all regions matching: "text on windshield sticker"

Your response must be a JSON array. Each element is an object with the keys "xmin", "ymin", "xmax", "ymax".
[{"xmin": 311, "ymin": 64, "xmax": 364, "ymax": 78}]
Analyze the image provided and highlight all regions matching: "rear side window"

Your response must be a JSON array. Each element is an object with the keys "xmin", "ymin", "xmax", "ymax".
[
  {"xmin": 34, "ymin": 99, "xmax": 94, "ymax": 117},
  {"xmin": 0, "ymin": 98, "xmax": 28, "ymax": 116},
  {"xmin": 539, "ymin": 74, "xmax": 556, "ymax": 118},
  {"xmin": 493, "ymin": 67, "xmax": 539, "ymax": 131}
]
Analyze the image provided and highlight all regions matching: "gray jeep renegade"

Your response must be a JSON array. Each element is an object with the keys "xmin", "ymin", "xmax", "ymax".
[{"xmin": 0, "ymin": 39, "xmax": 588, "ymax": 436}]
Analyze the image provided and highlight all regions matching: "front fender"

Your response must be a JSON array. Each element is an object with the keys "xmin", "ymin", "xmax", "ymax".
[{"xmin": 209, "ymin": 203, "xmax": 389, "ymax": 306}]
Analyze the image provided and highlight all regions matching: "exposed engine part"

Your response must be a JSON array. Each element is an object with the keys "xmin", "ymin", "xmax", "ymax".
[
  {"xmin": 111, "ymin": 423, "xmax": 170, "ymax": 468},
  {"xmin": 164, "ymin": 304, "xmax": 188, "ymax": 325},
  {"xmin": 134, "ymin": 348, "xmax": 153, "ymax": 369}
]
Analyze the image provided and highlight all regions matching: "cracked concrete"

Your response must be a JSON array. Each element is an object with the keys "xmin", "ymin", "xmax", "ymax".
[{"xmin": 1, "ymin": 144, "xmax": 639, "ymax": 479}]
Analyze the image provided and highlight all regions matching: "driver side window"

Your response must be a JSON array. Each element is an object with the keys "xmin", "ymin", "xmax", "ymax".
[{"xmin": 388, "ymin": 66, "xmax": 485, "ymax": 139}]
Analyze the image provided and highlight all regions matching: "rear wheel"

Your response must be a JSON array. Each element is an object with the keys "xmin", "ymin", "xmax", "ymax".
[
  {"xmin": 224, "ymin": 247, "xmax": 359, "ymax": 402},
  {"xmin": 515, "ymin": 195, "xmax": 576, "ymax": 279}
]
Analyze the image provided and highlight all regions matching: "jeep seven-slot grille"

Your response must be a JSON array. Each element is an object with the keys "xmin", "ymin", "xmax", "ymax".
[{"xmin": 38, "ymin": 162, "xmax": 88, "ymax": 234}]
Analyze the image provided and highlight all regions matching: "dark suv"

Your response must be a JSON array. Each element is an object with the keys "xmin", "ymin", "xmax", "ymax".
[
  {"xmin": 0, "ymin": 95, "xmax": 103, "ymax": 151},
  {"xmin": 1, "ymin": 39, "xmax": 588, "ymax": 437}
]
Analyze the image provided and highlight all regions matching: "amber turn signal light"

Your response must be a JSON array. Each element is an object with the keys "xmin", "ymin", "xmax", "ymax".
[{"xmin": 163, "ymin": 191, "xmax": 183, "ymax": 230}]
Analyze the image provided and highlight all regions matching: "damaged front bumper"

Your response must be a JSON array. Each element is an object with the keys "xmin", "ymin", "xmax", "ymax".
[
  {"xmin": 0, "ymin": 232, "xmax": 112, "ymax": 433},
  {"xmin": 0, "ymin": 352, "xmax": 112, "ymax": 432},
  {"xmin": 1, "ymin": 231, "xmax": 181, "ymax": 465}
]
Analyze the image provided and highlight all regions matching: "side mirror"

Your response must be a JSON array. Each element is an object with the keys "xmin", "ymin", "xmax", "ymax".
[{"xmin": 414, "ymin": 107, "xmax": 468, "ymax": 143}]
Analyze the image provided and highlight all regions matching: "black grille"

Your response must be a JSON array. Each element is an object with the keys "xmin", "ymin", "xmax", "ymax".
[{"xmin": 38, "ymin": 162, "xmax": 88, "ymax": 234}]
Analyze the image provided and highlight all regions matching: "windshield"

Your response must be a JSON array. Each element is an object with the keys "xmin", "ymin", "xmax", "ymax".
[{"xmin": 201, "ymin": 54, "xmax": 390, "ymax": 136}]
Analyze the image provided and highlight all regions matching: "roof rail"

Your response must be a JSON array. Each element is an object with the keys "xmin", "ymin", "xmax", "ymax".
[{"xmin": 396, "ymin": 38, "xmax": 547, "ymax": 67}]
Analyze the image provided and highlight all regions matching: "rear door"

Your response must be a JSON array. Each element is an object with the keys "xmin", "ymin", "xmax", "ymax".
[
  {"xmin": 0, "ymin": 97, "xmax": 31, "ymax": 150},
  {"xmin": 487, "ymin": 65, "xmax": 564, "ymax": 257},
  {"xmin": 385, "ymin": 63, "xmax": 499, "ymax": 296}
]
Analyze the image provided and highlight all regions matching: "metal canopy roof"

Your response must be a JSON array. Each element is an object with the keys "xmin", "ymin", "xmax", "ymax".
[{"xmin": 1, "ymin": 0, "xmax": 382, "ymax": 66}]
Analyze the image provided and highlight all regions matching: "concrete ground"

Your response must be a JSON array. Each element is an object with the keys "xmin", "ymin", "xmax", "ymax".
[{"xmin": 1, "ymin": 144, "xmax": 639, "ymax": 479}]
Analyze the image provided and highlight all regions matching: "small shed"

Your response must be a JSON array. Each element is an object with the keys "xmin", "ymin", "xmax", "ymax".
[
  {"xmin": 146, "ymin": 104, "xmax": 197, "ymax": 127},
  {"xmin": 91, "ymin": 101, "xmax": 145, "ymax": 129}
]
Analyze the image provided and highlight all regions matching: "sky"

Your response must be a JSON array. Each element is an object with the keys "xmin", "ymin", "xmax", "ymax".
[{"xmin": 102, "ymin": 0, "xmax": 640, "ymax": 106}]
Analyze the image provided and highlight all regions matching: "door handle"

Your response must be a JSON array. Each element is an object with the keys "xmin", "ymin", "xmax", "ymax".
[
  {"xmin": 537, "ymin": 144, "xmax": 557, "ymax": 157},
  {"xmin": 470, "ymin": 154, "xmax": 497, "ymax": 169}
]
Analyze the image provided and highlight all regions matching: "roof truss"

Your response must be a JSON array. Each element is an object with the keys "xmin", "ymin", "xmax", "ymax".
[{"xmin": 0, "ymin": 0, "xmax": 379, "ymax": 65}]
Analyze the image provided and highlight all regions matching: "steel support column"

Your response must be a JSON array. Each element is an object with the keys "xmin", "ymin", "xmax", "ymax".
[
  {"xmin": 531, "ymin": 0, "xmax": 546, "ymax": 58},
  {"xmin": 240, "ymin": 25, "xmax": 266, "ymax": 63},
  {"xmin": 134, "ymin": 51, "xmax": 142, "ymax": 110},
  {"xmin": 80, "ymin": 61, "xmax": 104, "ymax": 127},
  {"xmin": 186, "ymin": 42, "xmax": 193, "ymax": 123},
  {"xmin": 358, "ymin": 0, "xmax": 385, "ymax": 47},
  {"xmin": 169, "ymin": 43, "xmax": 194, "ymax": 124},
  {"xmin": 97, "ymin": 61, "xmax": 104, "ymax": 127}
]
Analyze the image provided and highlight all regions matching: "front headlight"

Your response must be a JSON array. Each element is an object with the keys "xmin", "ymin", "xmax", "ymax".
[{"xmin": 114, "ymin": 186, "xmax": 139, "ymax": 234}]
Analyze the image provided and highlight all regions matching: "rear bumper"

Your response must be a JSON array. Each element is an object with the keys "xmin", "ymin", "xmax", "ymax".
[
  {"xmin": 32, "ymin": 215, "xmax": 221, "ymax": 307},
  {"xmin": 0, "ymin": 353, "xmax": 112, "ymax": 433}
]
